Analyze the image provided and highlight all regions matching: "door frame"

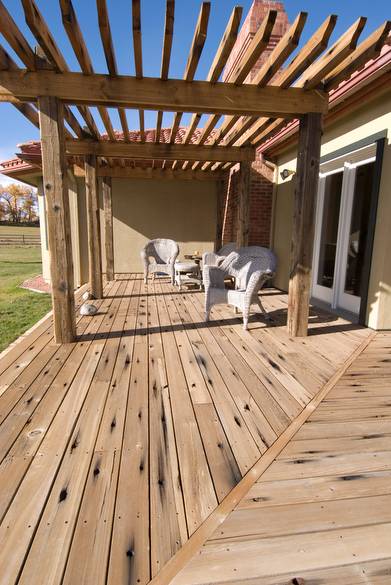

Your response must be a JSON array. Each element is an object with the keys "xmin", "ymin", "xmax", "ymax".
[
  {"xmin": 311, "ymin": 138, "xmax": 384, "ymax": 320},
  {"xmin": 312, "ymin": 166, "xmax": 346, "ymax": 305}
]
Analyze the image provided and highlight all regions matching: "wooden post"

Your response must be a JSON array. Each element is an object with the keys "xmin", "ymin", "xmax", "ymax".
[
  {"xmin": 287, "ymin": 113, "xmax": 322, "ymax": 337},
  {"xmin": 102, "ymin": 176, "xmax": 115, "ymax": 281},
  {"xmin": 38, "ymin": 96, "xmax": 75, "ymax": 343},
  {"xmin": 85, "ymin": 154, "xmax": 103, "ymax": 298},
  {"xmin": 215, "ymin": 178, "xmax": 225, "ymax": 251},
  {"xmin": 236, "ymin": 161, "xmax": 251, "ymax": 247}
]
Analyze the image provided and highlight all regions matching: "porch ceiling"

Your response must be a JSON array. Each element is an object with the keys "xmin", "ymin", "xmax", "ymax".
[{"xmin": 0, "ymin": 0, "xmax": 389, "ymax": 176}]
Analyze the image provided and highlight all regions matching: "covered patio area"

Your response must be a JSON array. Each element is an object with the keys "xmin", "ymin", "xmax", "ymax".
[
  {"xmin": 0, "ymin": 0, "xmax": 390, "ymax": 583},
  {"xmin": 1, "ymin": 0, "xmax": 389, "ymax": 342},
  {"xmin": 0, "ymin": 276, "xmax": 375, "ymax": 585}
]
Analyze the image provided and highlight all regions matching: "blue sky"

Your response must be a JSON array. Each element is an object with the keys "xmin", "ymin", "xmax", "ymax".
[{"xmin": 0, "ymin": 0, "xmax": 390, "ymax": 165}]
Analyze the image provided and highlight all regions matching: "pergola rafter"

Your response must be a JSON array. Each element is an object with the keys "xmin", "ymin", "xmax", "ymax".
[
  {"xmin": 230, "ymin": 16, "xmax": 385, "ymax": 150},
  {"xmin": 201, "ymin": 10, "xmax": 309, "ymax": 171},
  {"xmin": 155, "ymin": 0, "xmax": 175, "ymax": 146},
  {"xmin": 131, "ymin": 0, "xmax": 145, "ymax": 142},
  {"xmin": 190, "ymin": 8, "xmax": 277, "ymax": 171},
  {"xmin": 164, "ymin": 1, "xmax": 210, "ymax": 170},
  {"xmin": 213, "ymin": 13, "xmax": 338, "ymax": 152},
  {"xmin": 0, "ymin": 0, "xmax": 389, "ymax": 342},
  {"xmin": 175, "ymin": 5, "xmax": 242, "ymax": 170}
]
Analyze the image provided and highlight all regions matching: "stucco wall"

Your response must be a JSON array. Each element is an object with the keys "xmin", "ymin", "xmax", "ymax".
[
  {"xmin": 74, "ymin": 177, "xmax": 217, "ymax": 276},
  {"xmin": 272, "ymin": 92, "xmax": 391, "ymax": 329},
  {"xmin": 37, "ymin": 179, "xmax": 51, "ymax": 283}
]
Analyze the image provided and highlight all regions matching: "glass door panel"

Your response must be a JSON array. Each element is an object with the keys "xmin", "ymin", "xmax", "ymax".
[
  {"xmin": 312, "ymin": 170, "xmax": 344, "ymax": 304},
  {"xmin": 317, "ymin": 172, "xmax": 343, "ymax": 289},
  {"xmin": 337, "ymin": 162, "xmax": 375, "ymax": 313}
]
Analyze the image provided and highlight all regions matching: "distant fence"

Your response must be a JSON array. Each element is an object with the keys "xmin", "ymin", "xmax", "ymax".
[{"xmin": 0, "ymin": 233, "xmax": 41, "ymax": 246}]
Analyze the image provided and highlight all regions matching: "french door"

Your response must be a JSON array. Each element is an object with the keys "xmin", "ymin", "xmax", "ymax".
[{"xmin": 312, "ymin": 149, "xmax": 376, "ymax": 315}]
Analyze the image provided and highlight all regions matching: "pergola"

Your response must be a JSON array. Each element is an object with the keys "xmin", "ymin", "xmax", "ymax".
[{"xmin": 0, "ymin": 0, "xmax": 389, "ymax": 344}]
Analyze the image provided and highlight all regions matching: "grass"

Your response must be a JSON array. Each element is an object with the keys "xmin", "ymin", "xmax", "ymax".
[
  {"xmin": 0, "ymin": 225, "xmax": 40, "ymax": 235},
  {"xmin": 0, "ymin": 246, "xmax": 52, "ymax": 353}
]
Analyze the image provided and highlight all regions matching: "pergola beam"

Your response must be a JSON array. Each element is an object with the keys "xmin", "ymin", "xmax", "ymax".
[
  {"xmin": 66, "ymin": 139, "xmax": 255, "ymax": 163},
  {"xmin": 74, "ymin": 165, "xmax": 225, "ymax": 181},
  {"xmin": 0, "ymin": 70, "xmax": 328, "ymax": 117}
]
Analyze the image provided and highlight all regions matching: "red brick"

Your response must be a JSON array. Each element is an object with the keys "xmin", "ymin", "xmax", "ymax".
[{"xmin": 219, "ymin": 1, "xmax": 288, "ymax": 247}]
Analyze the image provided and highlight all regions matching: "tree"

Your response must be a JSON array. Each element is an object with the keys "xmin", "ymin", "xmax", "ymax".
[{"xmin": 0, "ymin": 183, "xmax": 38, "ymax": 224}]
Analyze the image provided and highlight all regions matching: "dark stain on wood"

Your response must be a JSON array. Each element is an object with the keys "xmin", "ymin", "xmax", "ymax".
[
  {"xmin": 340, "ymin": 474, "xmax": 365, "ymax": 481},
  {"xmin": 268, "ymin": 358, "xmax": 282, "ymax": 372},
  {"xmin": 70, "ymin": 431, "xmax": 80, "ymax": 453},
  {"xmin": 291, "ymin": 458, "xmax": 309, "ymax": 465},
  {"xmin": 59, "ymin": 487, "xmax": 68, "ymax": 502}
]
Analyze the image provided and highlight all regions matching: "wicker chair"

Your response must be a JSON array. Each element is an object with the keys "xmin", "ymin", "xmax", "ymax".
[
  {"xmin": 202, "ymin": 242, "xmax": 237, "ymax": 268},
  {"xmin": 141, "ymin": 238, "xmax": 179, "ymax": 284},
  {"xmin": 203, "ymin": 246, "xmax": 277, "ymax": 330}
]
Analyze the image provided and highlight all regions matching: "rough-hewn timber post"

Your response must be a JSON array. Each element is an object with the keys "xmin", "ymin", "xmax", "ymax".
[
  {"xmin": 38, "ymin": 96, "xmax": 76, "ymax": 343},
  {"xmin": 287, "ymin": 113, "xmax": 322, "ymax": 337},
  {"xmin": 102, "ymin": 176, "xmax": 114, "ymax": 281},
  {"xmin": 236, "ymin": 161, "xmax": 251, "ymax": 247},
  {"xmin": 215, "ymin": 178, "xmax": 225, "ymax": 251},
  {"xmin": 85, "ymin": 154, "xmax": 103, "ymax": 298}
]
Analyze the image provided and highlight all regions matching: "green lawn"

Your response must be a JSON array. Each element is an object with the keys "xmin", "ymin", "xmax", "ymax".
[
  {"xmin": 0, "ymin": 225, "xmax": 40, "ymax": 235},
  {"xmin": 0, "ymin": 246, "xmax": 52, "ymax": 353}
]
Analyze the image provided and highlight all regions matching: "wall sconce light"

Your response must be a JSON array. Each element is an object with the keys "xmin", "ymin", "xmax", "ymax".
[{"xmin": 280, "ymin": 169, "xmax": 296, "ymax": 181}]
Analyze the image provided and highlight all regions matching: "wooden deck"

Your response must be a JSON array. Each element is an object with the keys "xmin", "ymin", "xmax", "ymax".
[
  {"xmin": 173, "ymin": 333, "xmax": 391, "ymax": 585},
  {"xmin": 0, "ymin": 275, "xmax": 381, "ymax": 585}
]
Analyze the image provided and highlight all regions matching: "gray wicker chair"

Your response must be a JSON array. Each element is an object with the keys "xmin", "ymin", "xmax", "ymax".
[
  {"xmin": 202, "ymin": 242, "xmax": 237, "ymax": 268},
  {"xmin": 141, "ymin": 238, "xmax": 179, "ymax": 284},
  {"xmin": 203, "ymin": 246, "xmax": 277, "ymax": 330}
]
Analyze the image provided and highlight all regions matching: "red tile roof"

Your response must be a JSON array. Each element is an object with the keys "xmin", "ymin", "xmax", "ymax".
[{"xmin": 0, "ymin": 127, "xmax": 219, "ymax": 176}]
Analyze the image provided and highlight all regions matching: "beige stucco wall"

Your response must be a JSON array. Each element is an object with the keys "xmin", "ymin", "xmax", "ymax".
[
  {"xmin": 109, "ymin": 178, "xmax": 217, "ymax": 273},
  {"xmin": 74, "ymin": 176, "xmax": 217, "ymax": 276},
  {"xmin": 272, "ymin": 91, "xmax": 391, "ymax": 329},
  {"xmin": 38, "ymin": 176, "xmax": 88, "ymax": 288},
  {"xmin": 37, "ymin": 179, "xmax": 51, "ymax": 283}
]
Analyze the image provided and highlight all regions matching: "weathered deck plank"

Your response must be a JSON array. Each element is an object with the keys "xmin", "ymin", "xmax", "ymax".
[
  {"xmin": 0, "ymin": 277, "xmax": 379, "ymax": 585},
  {"xmin": 174, "ymin": 330, "xmax": 391, "ymax": 585}
]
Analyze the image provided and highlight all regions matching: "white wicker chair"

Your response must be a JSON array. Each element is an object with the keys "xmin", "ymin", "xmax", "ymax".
[
  {"xmin": 141, "ymin": 238, "xmax": 179, "ymax": 284},
  {"xmin": 202, "ymin": 242, "xmax": 237, "ymax": 268},
  {"xmin": 203, "ymin": 246, "xmax": 277, "ymax": 330}
]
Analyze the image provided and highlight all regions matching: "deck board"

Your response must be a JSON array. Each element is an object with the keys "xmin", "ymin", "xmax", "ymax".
[
  {"xmin": 174, "ymin": 330, "xmax": 391, "ymax": 585},
  {"xmin": 0, "ymin": 276, "xmax": 378, "ymax": 585}
]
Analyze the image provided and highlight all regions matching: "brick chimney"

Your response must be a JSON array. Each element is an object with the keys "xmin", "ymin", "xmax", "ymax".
[
  {"xmin": 223, "ymin": 0, "xmax": 290, "ymax": 83},
  {"xmin": 218, "ymin": 2, "xmax": 290, "ymax": 250}
]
